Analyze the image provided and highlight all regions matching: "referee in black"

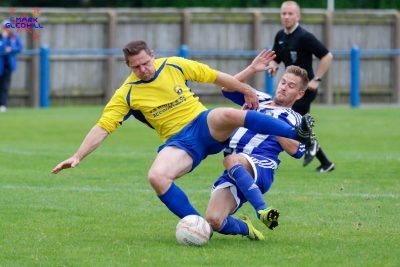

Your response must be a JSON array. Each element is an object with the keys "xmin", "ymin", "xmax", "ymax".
[{"xmin": 269, "ymin": 1, "xmax": 335, "ymax": 172}]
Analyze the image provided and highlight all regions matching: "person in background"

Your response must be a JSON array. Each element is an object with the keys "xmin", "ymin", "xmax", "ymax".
[
  {"xmin": 269, "ymin": 1, "xmax": 335, "ymax": 173},
  {"xmin": 0, "ymin": 20, "xmax": 23, "ymax": 112}
]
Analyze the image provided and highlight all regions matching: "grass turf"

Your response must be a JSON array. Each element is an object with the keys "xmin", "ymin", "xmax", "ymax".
[{"xmin": 0, "ymin": 106, "xmax": 399, "ymax": 266}]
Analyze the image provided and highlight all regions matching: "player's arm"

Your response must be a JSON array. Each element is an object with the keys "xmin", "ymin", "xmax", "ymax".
[
  {"xmin": 315, "ymin": 52, "xmax": 333, "ymax": 78},
  {"xmin": 221, "ymin": 49, "xmax": 275, "ymax": 106},
  {"xmin": 215, "ymin": 71, "xmax": 258, "ymax": 109},
  {"xmin": 174, "ymin": 56, "xmax": 258, "ymax": 109},
  {"xmin": 277, "ymin": 136, "xmax": 305, "ymax": 159},
  {"xmin": 308, "ymin": 52, "xmax": 333, "ymax": 90},
  {"xmin": 304, "ymin": 32, "xmax": 333, "ymax": 90},
  {"xmin": 51, "ymin": 125, "xmax": 109, "ymax": 174},
  {"xmin": 234, "ymin": 49, "xmax": 276, "ymax": 82}
]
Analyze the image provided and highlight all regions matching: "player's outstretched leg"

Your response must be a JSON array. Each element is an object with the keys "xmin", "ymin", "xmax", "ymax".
[
  {"xmin": 258, "ymin": 208, "xmax": 280, "ymax": 230},
  {"xmin": 243, "ymin": 111, "xmax": 315, "ymax": 144},
  {"xmin": 239, "ymin": 215, "xmax": 264, "ymax": 241},
  {"xmin": 294, "ymin": 113, "xmax": 315, "ymax": 145}
]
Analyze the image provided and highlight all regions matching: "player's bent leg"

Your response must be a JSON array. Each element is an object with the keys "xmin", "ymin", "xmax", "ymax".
[
  {"xmin": 258, "ymin": 208, "xmax": 280, "ymax": 230},
  {"xmin": 207, "ymin": 187, "xmax": 259, "ymax": 239},
  {"xmin": 227, "ymin": 164, "xmax": 267, "ymax": 214},
  {"xmin": 206, "ymin": 188, "xmax": 237, "ymax": 231},
  {"xmin": 239, "ymin": 215, "xmax": 264, "ymax": 241},
  {"xmin": 149, "ymin": 146, "xmax": 199, "ymax": 218},
  {"xmin": 148, "ymin": 146, "xmax": 193, "ymax": 194},
  {"xmin": 207, "ymin": 108, "xmax": 246, "ymax": 142}
]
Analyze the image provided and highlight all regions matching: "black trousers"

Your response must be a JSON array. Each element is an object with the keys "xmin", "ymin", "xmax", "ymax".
[
  {"xmin": 292, "ymin": 88, "xmax": 318, "ymax": 116},
  {"xmin": 0, "ymin": 69, "xmax": 12, "ymax": 106},
  {"xmin": 293, "ymin": 88, "xmax": 332, "ymax": 166}
]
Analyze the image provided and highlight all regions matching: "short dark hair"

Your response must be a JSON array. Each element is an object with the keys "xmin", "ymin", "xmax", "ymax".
[
  {"xmin": 122, "ymin": 40, "xmax": 151, "ymax": 63},
  {"xmin": 286, "ymin": 65, "xmax": 309, "ymax": 91}
]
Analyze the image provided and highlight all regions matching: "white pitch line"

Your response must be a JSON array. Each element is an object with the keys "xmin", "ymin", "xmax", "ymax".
[
  {"xmin": 269, "ymin": 190, "xmax": 399, "ymax": 199},
  {"xmin": 0, "ymin": 147, "xmax": 156, "ymax": 157},
  {"xmin": 1, "ymin": 147, "xmax": 400, "ymax": 160},
  {"xmin": 0, "ymin": 184, "xmax": 398, "ymax": 199}
]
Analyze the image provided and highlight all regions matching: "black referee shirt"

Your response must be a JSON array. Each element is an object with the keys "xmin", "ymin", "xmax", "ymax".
[{"xmin": 272, "ymin": 25, "xmax": 329, "ymax": 80}]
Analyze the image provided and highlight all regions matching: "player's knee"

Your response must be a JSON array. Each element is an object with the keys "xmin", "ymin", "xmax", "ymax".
[
  {"xmin": 211, "ymin": 108, "xmax": 240, "ymax": 126},
  {"xmin": 221, "ymin": 108, "xmax": 242, "ymax": 124},
  {"xmin": 205, "ymin": 213, "xmax": 224, "ymax": 230},
  {"xmin": 223, "ymin": 155, "xmax": 243, "ymax": 170},
  {"xmin": 147, "ymin": 169, "xmax": 170, "ymax": 192}
]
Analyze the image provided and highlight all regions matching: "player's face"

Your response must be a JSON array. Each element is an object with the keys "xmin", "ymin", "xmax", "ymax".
[
  {"xmin": 127, "ymin": 50, "xmax": 156, "ymax": 81},
  {"xmin": 280, "ymin": 3, "xmax": 300, "ymax": 30},
  {"xmin": 274, "ymin": 73, "xmax": 304, "ymax": 107}
]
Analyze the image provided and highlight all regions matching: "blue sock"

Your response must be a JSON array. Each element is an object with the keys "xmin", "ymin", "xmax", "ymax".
[
  {"xmin": 217, "ymin": 216, "xmax": 249, "ymax": 236},
  {"xmin": 158, "ymin": 183, "xmax": 200, "ymax": 219},
  {"xmin": 229, "ymin": 164, "xmax": 267, "ymax": 218},
  {"xmin": 244, "ymin": 110, "xmax": 296, "ymax": 139}
]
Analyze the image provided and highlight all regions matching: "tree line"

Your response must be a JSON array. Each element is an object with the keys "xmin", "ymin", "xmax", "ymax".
[{"xmin": 3, "ymin": 0, "xmax": 399, "ymax": 9}]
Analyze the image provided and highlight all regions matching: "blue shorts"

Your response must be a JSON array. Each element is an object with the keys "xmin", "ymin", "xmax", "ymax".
[
  {"xmin": 158, "ymin": 109, "xmax": 226, "ymax": 171},
  {"xmin": 211, "ymin": 153, "xmax": 277, "ymax": 214}
]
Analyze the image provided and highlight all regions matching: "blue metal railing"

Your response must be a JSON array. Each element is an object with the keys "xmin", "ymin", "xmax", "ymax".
[
  {"xmin": 39, "ymin": 46, "xmax": 50, "ymax": 108},
  {"xmin": 25, "ymin": 45, "xmax": 399, "ymax": 108},
  {"xmin": 350, "ymin": 46, "xmax": 361, "ymax": 108}
]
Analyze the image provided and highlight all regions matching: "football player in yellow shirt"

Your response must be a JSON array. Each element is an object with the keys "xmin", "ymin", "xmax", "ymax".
[{"xmin": 52, "ymin": 40, "xmax": 313, "ymax": 219}]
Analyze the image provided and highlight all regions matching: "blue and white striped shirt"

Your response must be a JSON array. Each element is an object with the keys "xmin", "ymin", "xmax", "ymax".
[{"xmin": 224, "ymin": 90, "xmax": 304, "ymax": 168}]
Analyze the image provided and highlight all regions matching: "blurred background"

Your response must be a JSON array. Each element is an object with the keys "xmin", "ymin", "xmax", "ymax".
[
  {"xmin": 0, "ymin": 0, "xmax": 399, "ymax": 108},
  {"xmin": 3, "ymin": 0, "xmax": 400, "ymax": 9}
]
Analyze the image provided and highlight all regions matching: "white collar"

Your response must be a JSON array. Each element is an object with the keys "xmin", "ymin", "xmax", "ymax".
[{"xmin": 284, "ymin": 23, "xmax": 299, "ymax": 35}]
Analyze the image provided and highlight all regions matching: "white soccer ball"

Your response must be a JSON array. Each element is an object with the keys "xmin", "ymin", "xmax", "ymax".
[{"xmin": 176, "ymin": 215, "xmax": 212, "ymax": 246}]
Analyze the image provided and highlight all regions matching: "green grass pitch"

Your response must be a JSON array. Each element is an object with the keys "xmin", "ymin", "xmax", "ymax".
[{"xmin": 0, "ymin": 105, "xmax": 399, "ymax": 266}]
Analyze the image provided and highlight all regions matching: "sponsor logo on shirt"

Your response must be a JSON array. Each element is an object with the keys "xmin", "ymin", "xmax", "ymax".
[
  {"xmin": 150, "ymin": 96, "xmax": 187, "ymax": 117},
  {"xmin": 174, "ymin": 85, "xmax": 183, "ymax": 95}
]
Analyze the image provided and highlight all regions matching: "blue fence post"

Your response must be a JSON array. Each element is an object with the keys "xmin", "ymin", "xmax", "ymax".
[
  {"xmin": 265, "ymin": 72, "xmax": 275, "ymax": 96},
  {"xmin": 350, "ymin": 45, "xmax": 360, "ymax": 108},
  {"xmin": 179, "ymin": 44, "xmax": 189, "ymax": 58},
  {"xmin": 40, "ymin": 46, "xmax": 50, "ymax": 108}
]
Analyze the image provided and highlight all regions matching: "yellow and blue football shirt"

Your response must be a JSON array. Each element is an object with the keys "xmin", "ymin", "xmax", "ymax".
[{"xmin": 97, "ymin": 56, "xmax": 218, "ymax": 142}]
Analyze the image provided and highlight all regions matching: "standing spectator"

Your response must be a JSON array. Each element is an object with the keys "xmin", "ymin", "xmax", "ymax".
[
  {"xmin": 269, "ymin": 1, "xmax": 335, "ymax": 172},
  {"xmin": 0, "ymin": 20, "xmax": 23, "ymax": 112}
]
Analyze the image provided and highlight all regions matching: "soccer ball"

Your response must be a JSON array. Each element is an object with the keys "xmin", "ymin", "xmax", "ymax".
[{"xmin": 176, "ymin": 215, "xmax": 212, "ymax": 246}]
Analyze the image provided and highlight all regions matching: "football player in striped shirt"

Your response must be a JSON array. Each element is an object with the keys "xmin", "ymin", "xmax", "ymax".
[{"xmin": 206, "ymin": 53, "xmax": 310, "ymax": 241}]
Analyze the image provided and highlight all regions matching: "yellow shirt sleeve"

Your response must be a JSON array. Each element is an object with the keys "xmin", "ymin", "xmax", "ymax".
[
  {"xmin": 97, "ymin": 84, "xmax": 131, "ymax": 134},
  {"xmin": 167, "ymin": 57, "xmax": 218, "ymax": 84}
]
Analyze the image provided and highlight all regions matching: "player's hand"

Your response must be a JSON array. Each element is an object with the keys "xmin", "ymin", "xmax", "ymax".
[
  {"xmin": 243, "ymin": 88, "xmax": 259, "ymax": 110},
  {"xmin": 250, "ymin": 49, "xmax": 276, "ymax": 73},
  {"xmin": 51, "ymin": 157, "xmax": 80, "ymax": 174}
]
